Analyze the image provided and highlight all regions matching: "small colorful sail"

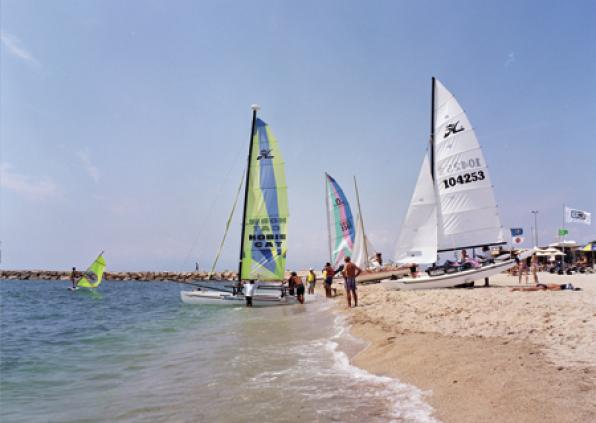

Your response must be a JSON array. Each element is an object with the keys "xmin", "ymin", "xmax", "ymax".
[
  {"xmin": 76, "ymin": 253, "xmax": 106, "ymax": 288},
  {"xmin": 325, "ymin": 173, "xmax": 355, "ymax": 268},
  {"xmin": 241, "ymin": 119, "xmax": 288, "ymax": 280}
]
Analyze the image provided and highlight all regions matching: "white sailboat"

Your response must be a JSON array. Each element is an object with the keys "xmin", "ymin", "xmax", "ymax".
[
  {"xmin": 384, "ymin": 78, "xmax": 532, "ymax": 290},
  {"xmin": 181, "ymin": 105, "xmax": 298, "ymax": 306}
]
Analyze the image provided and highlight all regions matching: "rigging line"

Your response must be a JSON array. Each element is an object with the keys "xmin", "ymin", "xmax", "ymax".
[
  {"xmin": 179, "ymin": 137, "xmax": 247, "ymax": 272},
  {"xmin": 208, "ymin": 168, "xmax": 245, "ymax": 278}
]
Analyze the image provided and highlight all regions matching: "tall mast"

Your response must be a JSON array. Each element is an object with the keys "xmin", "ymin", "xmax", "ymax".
[
  {"xmin": 324, "ymin": 173, "xmax": 333, "ymax": 264},
  {"xmin": 430, "ymin": 76, "xmax": 436, "ymax": 181},
  {"xmin": 237, "ymin": 104, "xmax": 260, "ymax": 281},
  {"xmin": 353, "ymin": 175, "xmax": 369, "ymax": 266}
]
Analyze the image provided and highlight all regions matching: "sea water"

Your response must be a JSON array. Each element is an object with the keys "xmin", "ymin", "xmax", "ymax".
[{"xmin": 0, "ymin": 280, "xmax": 437, "ymax": 422}]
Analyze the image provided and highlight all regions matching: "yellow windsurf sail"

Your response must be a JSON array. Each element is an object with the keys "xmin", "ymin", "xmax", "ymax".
[{"xmin": 76, "ymin": 253, "xmax": 106, "ymax": 288}]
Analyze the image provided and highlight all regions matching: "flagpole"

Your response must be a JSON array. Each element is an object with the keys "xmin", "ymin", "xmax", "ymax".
[{"xmin": 562, "ymin": 204, "xmax": 566, "ymax": 273}]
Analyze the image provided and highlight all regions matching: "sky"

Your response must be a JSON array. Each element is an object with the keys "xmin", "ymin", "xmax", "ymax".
[{"xmin": 1, "ymin": 0, "xmax": 595, "ymax": 271}]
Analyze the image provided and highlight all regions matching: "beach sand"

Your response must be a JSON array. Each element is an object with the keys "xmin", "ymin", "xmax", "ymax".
[{"xmin": 340, "ymin": 272, "xmax": 596, "ymax": 422}]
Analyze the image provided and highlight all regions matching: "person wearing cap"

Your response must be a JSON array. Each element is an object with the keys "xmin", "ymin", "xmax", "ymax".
[{"xmin": 306, "ymin": 268, "xmax": 317, "ymax": 295}]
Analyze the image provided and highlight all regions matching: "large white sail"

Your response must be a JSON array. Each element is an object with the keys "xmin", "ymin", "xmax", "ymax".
[
  {"xmin": 352, "ymin": 213, "xmax": 374, "ymax": 268},
  {"xmin": 394, "ymin": 152, "xmax": 438, "ymax": 264},
  {"xmin": 433, "ymin": 79, "xmax": 504, "ymax": 251}
]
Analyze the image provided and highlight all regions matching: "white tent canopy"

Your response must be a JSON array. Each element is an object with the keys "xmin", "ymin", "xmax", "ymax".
[{"xmin": 535, "ymin": 247, "xmax": 565, "ymax": 256}]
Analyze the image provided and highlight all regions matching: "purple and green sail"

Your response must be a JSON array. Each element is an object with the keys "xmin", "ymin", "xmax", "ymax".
[{"xmin": 325, "ymin": 173, "xmax": 355, "ymax": 268}]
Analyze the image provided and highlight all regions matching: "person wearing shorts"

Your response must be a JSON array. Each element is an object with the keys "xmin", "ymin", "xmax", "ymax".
[
  {"xmin": 341, "ymin": 256, "xmax": 362, "ymax": 308},
  {"xmin": 323, "ymin": 263, "xmax": 335, "ymax": 298},
  {"xmin": 290, "ymin": 272, "xmax": 305, "ymax": 304}
]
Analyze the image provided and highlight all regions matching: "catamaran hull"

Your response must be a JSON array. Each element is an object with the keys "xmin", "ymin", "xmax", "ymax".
[
  {"xmin": 357, "ymin": 268, "xmax": 410, "ymax": 283},
  {"xmin": 180, "ymin": 290, "xmax": 299, "ymax": 307},
  {"xmin": 382, "ymin": 252, "xmax": 532, "ymax": 290}
]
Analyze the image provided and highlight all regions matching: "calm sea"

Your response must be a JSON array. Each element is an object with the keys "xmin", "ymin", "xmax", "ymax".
[{"xmin": 0, "ymin": 280, "xmax": 437, "ymax": 422}]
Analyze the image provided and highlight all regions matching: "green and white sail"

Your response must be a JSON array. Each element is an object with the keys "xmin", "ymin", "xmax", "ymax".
[
  {"xmin": 77, "ymin": 253, "xmax": 106, "ymax": 288},
  {"xmin": 240, "ymin": 118, "xmax": 288, "ymax": 280}
]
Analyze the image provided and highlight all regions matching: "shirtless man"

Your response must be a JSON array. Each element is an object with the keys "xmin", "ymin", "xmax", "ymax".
[{"xmin": 341, "ymin": 257, "xmax": 362, "ymax": 308}]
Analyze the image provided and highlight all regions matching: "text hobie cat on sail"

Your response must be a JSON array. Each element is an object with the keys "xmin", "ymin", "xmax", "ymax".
[
  {"xmin": 384, "ymin": 78, "xmax": 532, "ymax": 290},
  {"xmin": 180, "ymin": 105, "xmax": 298, "ymax": 306}
]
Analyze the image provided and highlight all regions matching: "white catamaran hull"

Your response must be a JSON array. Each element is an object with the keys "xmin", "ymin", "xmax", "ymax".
[
  {"xmin": 357, "ymin": 267, "xmax": 410, "ymax": 283},
  {"xmin": 382, "ymin": 251, "xmax": 532, "ymax": 290},
  {"xmin": 180, "ymin": 289, "xmax": 299, "ymax": 307}
]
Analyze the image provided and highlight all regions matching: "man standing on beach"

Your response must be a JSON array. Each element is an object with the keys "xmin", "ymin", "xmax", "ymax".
[
  {"xmin": 341, "ymin": 257, "xmax": 362, "ymax": 308},
  {"xmin": 323, "ymin": 262, "xmax": 335, "ymax": 298}
]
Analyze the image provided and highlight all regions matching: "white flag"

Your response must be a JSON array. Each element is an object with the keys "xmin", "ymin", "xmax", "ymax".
[
  {"xmin": 512, "ymin": 236, "xmax": 524, "ymax": 245},
  {"xmin": 565, "ymin": 207, "xmax": 591, "ymax": 225}
]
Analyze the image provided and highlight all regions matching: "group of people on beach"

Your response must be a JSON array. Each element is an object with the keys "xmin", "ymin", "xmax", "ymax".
[
  {"xmin": 239, "ymin": 256, "xmax": 364, "ymax": 308},
  {"xmin": 289, "ymin": 256, "xmax": 363, "ymax": 307}
]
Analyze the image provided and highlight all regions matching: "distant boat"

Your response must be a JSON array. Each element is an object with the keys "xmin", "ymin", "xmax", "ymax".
[
  {"xmin": 324, "ymin": 173, "xmax": 408, "ymax": 282},
  {"xmin": 181, "ymin": 106, "xmax": 298, "ymax": 306},
  {"xmin": 384, "ymin": 78, "xmax": 531, "ymax": 290},
  {"xmin": 69, "ymin": 252, "xmax": 106, "ymax": 291}
]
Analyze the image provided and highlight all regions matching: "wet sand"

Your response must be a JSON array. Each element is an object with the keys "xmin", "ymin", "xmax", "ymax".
[{"xmin": 340, "ymin": 272, "xmax": 596, "ymax": 422}]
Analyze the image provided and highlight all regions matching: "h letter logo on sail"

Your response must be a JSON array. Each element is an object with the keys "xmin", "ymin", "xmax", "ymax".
[
  {"xmin": 257, "ymin": 149, "xmax": 274, "ymax": 160},
  {"xmin": 444, "ymin": 121, "xmax": 464, "ymax": 138}
]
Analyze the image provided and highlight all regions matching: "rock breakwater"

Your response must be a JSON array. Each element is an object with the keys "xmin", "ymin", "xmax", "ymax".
[{"xmin": 0, "ymin": 270, "xmax": 238, "ymax": 282}]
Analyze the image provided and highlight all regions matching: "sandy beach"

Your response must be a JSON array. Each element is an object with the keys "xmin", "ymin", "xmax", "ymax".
[{"xmin": 339, "ymin": 272, "xmax": 596, "ymax": 422}]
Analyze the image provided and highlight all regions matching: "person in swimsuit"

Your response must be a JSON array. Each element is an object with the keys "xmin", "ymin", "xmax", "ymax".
[
  {"xmin": 531, "ymin": 255, "xmax": 539, "ymax": 284},
  {"xmin": 518, "ymin": 256, "xmax": 529, "ymax": 284},
  {"xmin": 323, "ymin": 262, "xmax": 335, "ymax": 298},
  {"xmin": 290, "ymin": 272, "xmax": 305, "ymax": 304},
  {"xmin": 341, "ymin": 257, "xmax": 362, "ymax": 308},
  {"xmin": 511, "ymin": 283, "xmax": 581, "ymax": 292}
]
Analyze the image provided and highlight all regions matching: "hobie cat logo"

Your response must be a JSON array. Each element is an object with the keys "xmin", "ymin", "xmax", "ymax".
[
  {"xmin": 257, "ymin": 149, "xmax": 274, "ymax": 160},
  {"xmin": 444, "ymin": 121, "xmax": 464, "ymax": 138}
]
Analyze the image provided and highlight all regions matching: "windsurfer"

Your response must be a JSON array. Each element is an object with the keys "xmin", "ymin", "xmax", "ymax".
[
  {"xmin": 70, "ymin": 267, "xmax": 77, "ymax": 289},
  {"xmin": 341, "ymin": 257, "xmax": 362, "ymax": 308}
]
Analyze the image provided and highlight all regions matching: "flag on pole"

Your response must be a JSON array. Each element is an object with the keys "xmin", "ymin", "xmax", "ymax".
[
  {"xmin": 558, "ymin": 228, "xmax": 569, "ymax": 236},
  {"xmin": 565, "ymin": 207, "xmax": 591, "ymax": 225},
  {"xmin": 512, "ymin": 236, "xmax": 524, "ymax": 245},
  {"xmin": 510, "ymin": 228, "xmax": 523, "ymax": 236}
]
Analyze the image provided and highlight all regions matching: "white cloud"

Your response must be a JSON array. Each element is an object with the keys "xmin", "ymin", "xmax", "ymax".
[
  {"xmin": 0, "ymin": 31, "xmax": 40, "ymax": 68},
  {"xmin": 505, "ymin": 51, "xmax": 515, "ymax": 67},
  {"xmin": 0, "ymin": 163, "xmax": 61, "ymax": 200},
  {"xmin": 77, "ymin": 150, "xmax": 100, "ymax": 183}
]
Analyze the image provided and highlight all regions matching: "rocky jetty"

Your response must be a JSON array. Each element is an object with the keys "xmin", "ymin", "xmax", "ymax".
[{"xmin": 0, "ymin": 270, "xmax": 238, "ymax": 283}]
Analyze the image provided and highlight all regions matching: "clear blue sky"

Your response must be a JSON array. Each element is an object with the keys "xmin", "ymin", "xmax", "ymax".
[{"xmin": 1, "ymin": 0, "xmax": 595, "ymax": 271}]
